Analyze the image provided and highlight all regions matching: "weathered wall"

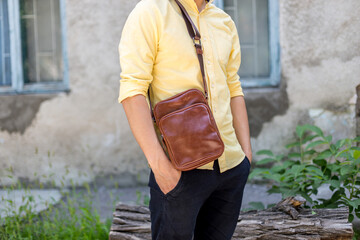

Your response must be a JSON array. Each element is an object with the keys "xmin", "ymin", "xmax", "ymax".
[
  {"xmin": 0, "ymin": 0, "xmax": 147, "ymax": 187},
  {"xmin": 0, "ymin": 0, "xmax": 359, "ymax": 187},
  {"xmin": 251, "ymin": 0, "xmax": 359, "ymax": 154}
]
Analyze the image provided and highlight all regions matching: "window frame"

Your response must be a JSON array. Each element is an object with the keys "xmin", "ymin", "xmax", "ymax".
[
  {"xmin": 217, "ymin": 0, "xmax": 281, "ymax": 88},
  {"xmin": 0, "ymin": 0, "xmax": 69, "ymax": 95}
]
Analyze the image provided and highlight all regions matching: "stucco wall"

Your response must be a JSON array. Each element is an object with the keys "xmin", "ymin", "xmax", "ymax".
[
  {"xmin": 0, "ymin": 0, "xmax": 359, "ymax": 187},
  {"xmin": 0, "ymin": 0, "xmax": 147, "ymax": 187},
  {"xmin": 251, "ymin": 0, "xmax": 359, "ymax": 154}
]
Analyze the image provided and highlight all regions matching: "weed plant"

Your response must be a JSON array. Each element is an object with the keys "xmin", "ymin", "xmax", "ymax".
[
  {"xmin": 0, "ymin": 167, "xmax": 115, "ymax": 240},
  {"xmin": 249, "ymin": 124, "xmax": 360, "ymax": 240}
]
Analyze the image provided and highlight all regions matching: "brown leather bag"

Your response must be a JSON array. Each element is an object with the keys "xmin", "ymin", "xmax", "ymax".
[{"xmin": 148, "ymin": 0, "xmax": 225, "ymax": 171}]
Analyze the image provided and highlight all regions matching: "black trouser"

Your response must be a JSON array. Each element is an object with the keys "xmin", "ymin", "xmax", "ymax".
[{"xmin": 148, "ymin": 157, "xmax": 250, "ymax": 240}]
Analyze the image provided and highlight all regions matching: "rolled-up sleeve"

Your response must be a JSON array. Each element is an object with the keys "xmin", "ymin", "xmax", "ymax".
[
  {"xmin": 118, "ymin": 1, "xmax": 158, "ymax": 103},
  {"xmin": 226, "ymin": 21, "xmax": 244, "ymax": 98}
]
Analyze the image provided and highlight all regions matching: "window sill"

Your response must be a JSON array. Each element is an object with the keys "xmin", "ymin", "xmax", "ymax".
[{"xmin": 0, "ymin": 82, "xmax": 70, "ymax": 95}]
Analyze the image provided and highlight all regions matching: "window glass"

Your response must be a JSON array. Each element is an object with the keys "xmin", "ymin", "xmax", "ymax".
[
  {"xmin": 217, "ymin": 0, "xmax": 275, "ymax": 82},
  {"xmin": 0, "ymin": 0, "xmax": 11, "ymax": 86},
  {"xmin": 20, "ymin": 0, "xmax": 63, "ymax": 83}
]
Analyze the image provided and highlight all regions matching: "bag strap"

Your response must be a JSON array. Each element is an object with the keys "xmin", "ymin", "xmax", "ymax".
[
  {"xmin": 173, "ymin": 0, "xmax": 208, "ymax": 98},
  {"xmin": 148, "ymin": 0, "xmax": 208, "ymax": 122}
]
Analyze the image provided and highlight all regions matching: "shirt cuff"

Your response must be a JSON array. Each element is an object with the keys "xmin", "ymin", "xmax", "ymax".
[
  {"xmin": 228, "ymin": 80, "xmax": 244, "ymax": 98},
  {"xmin": 118, "ymin": 80, "xmax": 150, "ymax": 103}
]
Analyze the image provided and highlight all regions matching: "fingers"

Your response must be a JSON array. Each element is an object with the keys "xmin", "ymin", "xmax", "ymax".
[{"xmin": 155, "ymin": 169, "xmax": 181, "ymax": 195}]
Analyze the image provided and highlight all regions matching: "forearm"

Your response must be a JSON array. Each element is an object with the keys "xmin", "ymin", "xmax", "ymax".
[
  {"xmin": 230, "ymin": 96, "xmax": 252, "ymax": 161},
  {"xmin": 121, "ymin": 94, "xmax": 167, "ymax": 168}
]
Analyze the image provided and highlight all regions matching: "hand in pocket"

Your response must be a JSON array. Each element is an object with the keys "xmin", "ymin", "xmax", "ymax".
[{"xmin": 152, "ymin": 157, "xmax": 182, "ymax": 195}]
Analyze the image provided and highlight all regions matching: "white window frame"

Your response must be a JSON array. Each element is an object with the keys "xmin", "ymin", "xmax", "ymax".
[
  {"xmin": 0, "ymin": 0, "xmax": 69, "ymax": 94},
  {"xmin": 214, "ymin": 0, "xmax": 281, "ymax": 88}
]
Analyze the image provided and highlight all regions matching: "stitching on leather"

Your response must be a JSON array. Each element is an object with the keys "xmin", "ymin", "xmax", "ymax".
[{"xmin": 153, "ymin": 89, "xmax": 206, "ymax": 121}]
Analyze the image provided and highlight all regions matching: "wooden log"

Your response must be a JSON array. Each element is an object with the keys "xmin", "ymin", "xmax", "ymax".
[{"xmin": 109, "ymin": 198, "xmax": 354, "ymax": 240}]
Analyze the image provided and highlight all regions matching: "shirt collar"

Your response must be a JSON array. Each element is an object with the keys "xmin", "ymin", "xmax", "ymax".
[{"xmin": 178, "ymin": 0, "xmax": 214, "ymax": 14}]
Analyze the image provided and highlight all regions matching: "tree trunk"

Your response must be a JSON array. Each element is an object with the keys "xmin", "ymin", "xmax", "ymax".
[{"xmin": 109, "ymin": 199, "xmax": 353, "ymax": 240}]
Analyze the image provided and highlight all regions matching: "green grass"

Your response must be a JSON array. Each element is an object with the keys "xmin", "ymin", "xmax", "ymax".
[{"xmin": 0, "ymin": 167, "xmax": 115, "ymax": 240}]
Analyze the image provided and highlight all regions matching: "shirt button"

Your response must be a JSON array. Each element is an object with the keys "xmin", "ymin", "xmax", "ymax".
[
  {"xmin": 203, "ymin": 37, "xmax": 207, "ymax": 41},
  {"xmin": 207, "ymin": 60, "xmax": 211, "ymax": 64}
]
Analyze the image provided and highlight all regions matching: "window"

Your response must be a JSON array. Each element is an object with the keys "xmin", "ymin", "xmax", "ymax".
[
  {"xmin": 214, "ymin": 0, "xmax": 280, "ymax": 87},
  {"xmin": 0, "ymin": 0, "xmax": 68, "ymax": 94},
  {"xmin": 0, "ymin": 0, "xmax": 11, "ymax": 86}
]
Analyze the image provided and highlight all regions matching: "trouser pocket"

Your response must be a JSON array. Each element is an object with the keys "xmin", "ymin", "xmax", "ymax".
[{"xmin": 148, "ymin": 170, "xmax": 186, "ymax": 198}]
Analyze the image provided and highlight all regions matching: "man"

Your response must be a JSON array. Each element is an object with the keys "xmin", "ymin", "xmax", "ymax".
[{"xmin": 118, "ymin": 0, "xmax": 252, "ymax": 239}]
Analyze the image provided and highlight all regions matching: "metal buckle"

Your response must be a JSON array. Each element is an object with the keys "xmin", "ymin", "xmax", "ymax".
[{"xmin": 192, "ymin": 37, "xmax": 202, "ymax": 46}]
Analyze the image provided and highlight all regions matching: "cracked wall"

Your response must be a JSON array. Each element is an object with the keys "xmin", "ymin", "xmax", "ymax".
[{"xmin": 250, "ymin": 0, "xmax": 359, "ymax": 154}]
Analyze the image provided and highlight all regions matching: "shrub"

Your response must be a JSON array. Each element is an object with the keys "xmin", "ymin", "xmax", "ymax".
[{"xmin": 249, "ymin": 124, "xmax": 360, "ymax": 222}]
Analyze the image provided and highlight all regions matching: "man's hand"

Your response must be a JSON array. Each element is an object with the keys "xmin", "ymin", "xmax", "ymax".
[
  {"xmin": 245, "ymin": 152, "xmax": 252, "ymax": 163},
  {"xmin": 151, "ymin": 156, "xmax": 182, "ymax": 195}
]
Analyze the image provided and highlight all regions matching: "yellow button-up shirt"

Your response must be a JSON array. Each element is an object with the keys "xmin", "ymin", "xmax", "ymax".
[{"xmin": 118, "ymin": 0, "xmax": 246, "ymax": 172}]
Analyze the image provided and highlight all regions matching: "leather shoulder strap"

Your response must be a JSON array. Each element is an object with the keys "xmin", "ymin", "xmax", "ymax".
[
  {"xmin": 173, "ymin": 0, "xmax": 208, "ymax": 98},
  {"xmin": 149, "ymin": 0, "xmax": 208, "ymax": 122}
]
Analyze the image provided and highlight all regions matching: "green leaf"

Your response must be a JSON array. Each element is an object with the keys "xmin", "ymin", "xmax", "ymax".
[
  {"xmin": 315, "ymin": 150, "xmax": 332, "ymax": 160},
  {"xmin": 348, "ymin": 199, "xmax": 360, "ymax": 209},
  {"xmin": 274, "ymin": 154, "xmax": 285, "ymax": 162},
  {"xmin": 325, "ymin": 135, "xmax": 332, "ymax": 143},
  {"xmin": 335, "ymin": 139, "xmax": 347, "ymax": 149},
  {"xmin": 296, "ymin": 125, "xmax": 306, "ymax": 138},
  {"xmin": 305, "ymin": 140, "xmax": 327, "ymax": 150},
  {"xmin": 299, "ymin": 192, "xmax": 313, "ymax": 204},
  {"xmin": 302, "ymin": 134, "xmax": 318, "ymax": 144},
  {"xmin": 355, "ymin": 157, "xmax": 360, "ymax": 165},
  {"xmin": 306, "ymin": 166, "xmax": 324, "ymax": 176},
  {"xmin": 290, "ymin": 164, "xmax": 305, "ymax": 176},
  {"xmin": 282, "ymin": 160, "xmax": 297, "ymax": 169},
  {"xmin": 286, "ymin": 141, "xmax": 300, "ymax": 149},
  {"xmin": 329, "ymin": 189, "xmax": 343, "ymax": 203},
  {"xmin": 354, "ymin": 150, "xmax": 360, "ymax": 160},
  {"xmin": 335, "ymin": 148, "xmax": 350, "ymax": 158},
  {"xmin": 256, "ymin": 150, "xmax": 274, "ymax": 157},
  {"xmin": 354, "ymin": 136, "xmax": 360, "ymax": 142},
  {"xmin": 303, "ymin": 124, "xmax": 324, "ymax": 137},
  {"xmin": 268, "ymin": 173, "xmax": 282, "ymax": 182},
  {"xmin": 248, "ymin": 201, "xmax": 265, "ymax": 210},
  {"xmin": 288, "ymin": 152, "xmax": 301, "ymax": 159},
  {"xmin": 256, "ymin": 158, "xmax": 275, "ymax": 165},
  {"xmin": 248, "ymin": 168, "xmax": 269, "ymax": 179},
  {"xmin": 351, "ymin": 146, "xmax": 360, "ymax": 151},
  {"xmin": 304, "ymin": 150, "xmax": 316, "ymax": 156},
  {"xmin": 267, "ymin": 203, "xmax": 276, "ymax": 208},
  {"xmin": 330, "ymin": 144, "xmax": 337, "ymax": 153},
  {"xmin": 329, "ymin": 180, "xmax": 341, "ymax": 188},
  {"xmin": 271, "ymin": 165, "xmax": 287, "ymax": 173},
  {"xmin": 313, "ymin": 159, "xmax": 327, "ymax": 167},
  {"xmin": 348, "ymin": 213, "xmax": 354, "ymax": 222},
  {"xmin": 340, "ymin": 165, "xmax": 353, "ymax": 176}
]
